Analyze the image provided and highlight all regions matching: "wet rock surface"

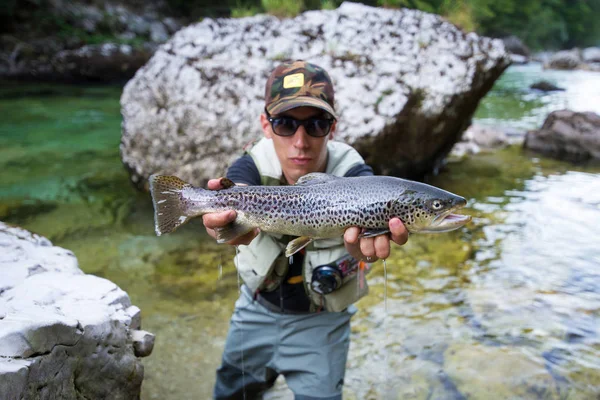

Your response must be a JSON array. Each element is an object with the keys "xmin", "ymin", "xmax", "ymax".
[
  {"xmin": 524, "ymin": 110, "xmax": 600, "ymax": 162},
  {"xmin": 502, "ymin": 35, "xmax": 530, "ymax": 65},
  {"xmin": 544, "ymin": 48, "xmax": 600, "ymax": 72},
  {"xmin": 0, "ymin": 221, "xmax": 152, "ymax": 399},
  {"xmin": 120, "ymin": 2, "xmax": 510, "ymax": 188},
  {"xmin": 529, "ymin": 80, "xmax": 565, "ymax": 92},
  {"xmin": 0, "ymin": 0, "xmax": 183, "ymax": 83}
]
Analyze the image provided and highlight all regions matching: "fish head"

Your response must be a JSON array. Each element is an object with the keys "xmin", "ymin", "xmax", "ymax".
[{"xmin": 394, "ymin": 186, "xmax": 471, "ymax": 233}]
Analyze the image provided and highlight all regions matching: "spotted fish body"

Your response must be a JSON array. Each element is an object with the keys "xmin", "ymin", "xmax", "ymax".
[{"xmin": 149, "ymin": 173, "xmax": 471, "ymax": 256}]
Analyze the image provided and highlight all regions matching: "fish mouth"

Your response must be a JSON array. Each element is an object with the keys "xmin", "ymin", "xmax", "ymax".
[{"xmin": 421, "ymin": 207, "xmax": 472, "ymax": 233}]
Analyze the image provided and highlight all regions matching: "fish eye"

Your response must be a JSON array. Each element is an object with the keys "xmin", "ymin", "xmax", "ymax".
[{"xmin": 431, "ymin": 200, "xmax": 443, "ymax": 210}]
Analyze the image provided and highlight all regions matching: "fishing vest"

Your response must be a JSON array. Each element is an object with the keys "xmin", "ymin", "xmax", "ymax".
[{"xmin": 234, "ymin": 137, "xmax": 370, "ymax": 312}]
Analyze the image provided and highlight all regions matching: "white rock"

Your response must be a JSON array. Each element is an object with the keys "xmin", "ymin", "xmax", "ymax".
[
  {"xmin": 0, "ymin": 222, "xmax": 152, "ymax": 399},
  {"xmin": 120, "ymin": 2, "xmax": 510, "ymax": 185}
]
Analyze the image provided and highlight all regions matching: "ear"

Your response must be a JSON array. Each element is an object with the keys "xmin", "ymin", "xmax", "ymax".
[
  {"xmin": 328, "ymin": 119, "xmax": 337, "ymax": 141},
  {"xmin": 260, "ymin": 113, "xmax": 272, "ymax": 139}
]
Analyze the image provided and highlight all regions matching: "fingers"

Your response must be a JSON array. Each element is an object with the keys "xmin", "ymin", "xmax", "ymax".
[
  {"xmin": 389, "ymin": 218, "xmax": 409, "ymax": 246},
  {"xmin": 345, "ymin": 227, "xmax": 386, "ymax": 262},
  {"xmin": 207, "ymin": 178, "xmax": 224, "ymax": 191},
  {"xmin": 202, "ymin": 210, "xmax": 236, "ymax": 230},
  {"xmin": 359, "ymin": 236, "xmax": 376, "ymax": 259},
  {"xmin": 345, "ymin": 220, "xmax": 409, "ymax": 262},
  {"xmin": 344, "ymin": 227, "xmax": 360, "ymax": 244},
  {"xmin": 374, "ymin": 235, "xmax": 391, "ymax": 260}
]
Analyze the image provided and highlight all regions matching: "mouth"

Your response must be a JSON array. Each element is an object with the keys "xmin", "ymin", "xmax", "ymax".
[
  {"xmin": 422, "ymin": 208, "xmax": 472, "ymax": 233},
  {"xmin": 290, "ymin": 157, "xmax": 312, "ymax": 166}
]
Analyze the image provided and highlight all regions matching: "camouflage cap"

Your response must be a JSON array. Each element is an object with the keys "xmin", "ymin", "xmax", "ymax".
[{"xmin": 265, "ymin": 60, "xmax": 337, "ymax": 119}]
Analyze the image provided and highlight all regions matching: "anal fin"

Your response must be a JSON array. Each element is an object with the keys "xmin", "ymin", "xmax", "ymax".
[
  {"xmin": 215, "ymin": 221, "xmax": 254, "ymax": 243},
  {"xmin": 285, "ymin": 236, "xmax": 313, "ymax": 257},
  {"xmin": 359, "ymin": 229, "xmax": 390, "ymax": 238}
]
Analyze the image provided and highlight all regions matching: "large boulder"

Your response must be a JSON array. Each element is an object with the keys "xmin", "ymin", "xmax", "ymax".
[
  {"xmin": 0, "ymin": 222, "xmax": 153, "ymax": 400},
  {"xmin": 524, "ymin": 110, "xmax": 600, "ymax": 162},
  {"xmin": 120, "ymin": 2, "xmax": 510, "ymax": 189}
]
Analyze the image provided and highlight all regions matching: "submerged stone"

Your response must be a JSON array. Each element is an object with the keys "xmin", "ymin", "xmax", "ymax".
[{"xmin": 444, "ymin": 343, "xmax": 560, "ymax": 399}]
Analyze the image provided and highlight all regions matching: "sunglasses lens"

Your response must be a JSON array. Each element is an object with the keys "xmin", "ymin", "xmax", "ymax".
[
  {"xmin": 306, "ymin": 119, "xmax": 331, "ymax": 137},
  {"xmin": 270, "ymin": 116, "xmax": 333, "ymax": 137},
  {"xmin": 272, "ymin": 117, "xmax": 298, "ymax": 136}
]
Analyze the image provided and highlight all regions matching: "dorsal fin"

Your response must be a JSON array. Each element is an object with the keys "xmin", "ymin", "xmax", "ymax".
[{"xmin": 295, "ymin": 173, "xmax": 341, "ymax": 186}]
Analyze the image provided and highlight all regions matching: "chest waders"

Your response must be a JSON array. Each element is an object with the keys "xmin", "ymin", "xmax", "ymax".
[{"xmin": 234, "ymin": 137, "xmax": 371, "ymax": 312}]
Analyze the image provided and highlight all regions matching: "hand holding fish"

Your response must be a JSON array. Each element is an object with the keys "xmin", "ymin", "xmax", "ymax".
[
  {"xmin": 202, "ymin": 178, "xmax": 260, "ymax": 246},
  {"xmin": 344, "ymin": 218, "xmax": 408, "ymax": 262}
]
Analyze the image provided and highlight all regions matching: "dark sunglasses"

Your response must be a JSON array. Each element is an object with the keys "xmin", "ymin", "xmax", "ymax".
[{"xmin": 265, "ymin": 109, "xmax": 335, "ymax": 138}]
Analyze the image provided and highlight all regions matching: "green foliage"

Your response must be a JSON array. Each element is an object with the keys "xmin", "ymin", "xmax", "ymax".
[
  {"xmin": 439, "ymin": 0, "xmax": 477, "ymax": 32},
  {"xmin": 4, "ymin": 0, "xmax": 599, "ymax": 50},
  {"xmin": 377, "ymin": 0, "xmax": 600, "ymax": 49},
  {"xmin": 230, "ymin": 0, "xmax": 262, "ymax": 18},
  {"xmin": 378, "ymin": 0, "xmax": 438, "ymax": 13},
  {"xmin": 474, "ymin": 0, "xmax": 600, "ymax": 49},
  {"xmin": 321, "ymin": 0, "xmax": 339, "ymax": 10},
  {"xmin": 261, "ymin": 0, "xmax": 304, "ymax": 17}
]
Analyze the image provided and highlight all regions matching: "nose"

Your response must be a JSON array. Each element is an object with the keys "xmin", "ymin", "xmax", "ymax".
[
  {"xmin": 292, "ymin": 125, "xmax": 310, "ymax": 149},
  {"xmin": 454, "ymin": 196, "xmax": 467, "ymax": 207}
]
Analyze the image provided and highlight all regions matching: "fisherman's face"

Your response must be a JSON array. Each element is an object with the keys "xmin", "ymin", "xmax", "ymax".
[{"xmin": 261, "ymin": 106, "xmax": 336, "ymax": 185}]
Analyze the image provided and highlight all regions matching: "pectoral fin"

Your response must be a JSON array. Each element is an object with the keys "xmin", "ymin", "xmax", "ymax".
[
  {"xmin": 215, "ymin": 221, "xmax": 255, "ymax": 243},
  {"xmin": 219, "ymin": 177, "xmax": 236, "ymax": 189},
  {"xmin": 285, "ymin": 236, "xmax": 313, "ymax": 257},
  {"xmin": 359, "ymin": 229, "xmax": 390, "ymax": 238}
]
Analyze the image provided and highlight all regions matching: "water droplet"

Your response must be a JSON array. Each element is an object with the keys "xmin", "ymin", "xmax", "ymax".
[
  {"xmin": 383, "ymin": 258, "xmax": 388, "ymax": 313},
  {"xmin": 218, "ymin": 253, "xmax": 223, "ymax": 280}
]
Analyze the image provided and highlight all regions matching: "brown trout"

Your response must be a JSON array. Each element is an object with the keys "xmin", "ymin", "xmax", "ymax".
[{"xmin": 149, "ymin": 173, "xmax": 471, "ymax": 257}]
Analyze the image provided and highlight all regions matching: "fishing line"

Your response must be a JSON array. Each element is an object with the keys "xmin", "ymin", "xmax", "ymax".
[
  {"xmin": 383, "ymin": 258, "xmax": 389, "ymax": 394},
  {"xmin": 218, "ymin": 253, "xmax": 223, "ymax": 280},
  {"xmin": 236, "ymin": 246, "xmax": 241, "ymax": 295}
]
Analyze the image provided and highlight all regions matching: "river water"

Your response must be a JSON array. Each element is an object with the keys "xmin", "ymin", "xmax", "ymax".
[{"xmin": 1, "ymin": 64, "xmax": 599, "ymax": 399}]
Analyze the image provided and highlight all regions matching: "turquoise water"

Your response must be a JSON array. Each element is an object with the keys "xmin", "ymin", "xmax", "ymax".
[{"xmin": 1, "ymin": 64, "xmax": 600, "ymax": 399}]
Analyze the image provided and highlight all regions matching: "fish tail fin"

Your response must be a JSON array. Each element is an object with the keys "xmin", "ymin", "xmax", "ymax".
[{"xmin": 149, "ymin": 175, "xmax": 194, "ymax": 236}]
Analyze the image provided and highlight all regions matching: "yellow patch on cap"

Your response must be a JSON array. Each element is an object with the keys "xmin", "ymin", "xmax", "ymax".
[{"xmin": 283, "ymin": 73, "xmax": 304, "ymax": 89}]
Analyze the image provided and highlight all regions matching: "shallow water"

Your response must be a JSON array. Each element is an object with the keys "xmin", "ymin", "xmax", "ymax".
[
  {"xmin": 474, "ymin": 63, "xmax": 600, "ymax": 131},
  {"xmin": 1, "ymin": 64, "xmax": 600, "ymax": 399}
]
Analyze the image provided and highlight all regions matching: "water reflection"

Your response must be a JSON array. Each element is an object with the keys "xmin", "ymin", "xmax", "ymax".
[{"xmin": 343, "ymin": 169, "xmax": 600, "ymax": 398}]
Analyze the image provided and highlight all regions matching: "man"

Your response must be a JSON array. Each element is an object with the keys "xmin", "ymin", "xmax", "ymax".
[{"xmin": 203, "ymin": 60, "xmax": 408, "ymax": 399}]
